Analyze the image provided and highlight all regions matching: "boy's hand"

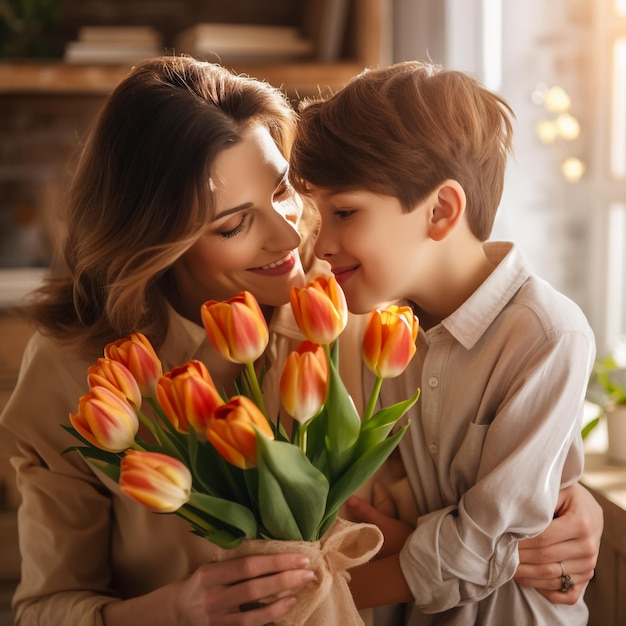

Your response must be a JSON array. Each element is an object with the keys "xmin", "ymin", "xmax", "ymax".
[
  {"xmin": 345, "ymin": 495, "xmax": 414, "ymax": 559},
  {"xmin": 515, "ymin": 483, "xmax": 603, "ymax": 604}
]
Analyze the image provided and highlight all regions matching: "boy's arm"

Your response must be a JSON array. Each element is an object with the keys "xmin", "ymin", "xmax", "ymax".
[
  {"xmin": 348, "ymin": 481, "xmax": 603, "ymax": 608},
  {"xmin": 349, "ymin": 554, "xmax": 413, "ymax": 609},
  {"xmin": 346, "ymin": 494, "xmax": 415, "ymax": 607}
]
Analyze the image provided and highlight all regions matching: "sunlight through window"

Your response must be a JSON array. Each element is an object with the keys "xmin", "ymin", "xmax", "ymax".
[
  {"xmin": 607, "ymin": 203, "xmax": 626, "ymax": 338},
  {"xmin": 482, "ymin": 0, "xmax": 502, "ymax": 91},
  {"xmin": 611, "ymin": 39, "xmax": 626, "ymax": 179}
]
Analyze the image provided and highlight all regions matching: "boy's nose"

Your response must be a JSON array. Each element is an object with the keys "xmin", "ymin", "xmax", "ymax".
[{"xmin": 313, "ymin": 222, "xmax": 334, "ymax": 259}]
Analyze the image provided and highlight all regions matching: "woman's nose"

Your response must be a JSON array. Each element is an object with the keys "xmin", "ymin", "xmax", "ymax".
[{"xmin": 266, "ymin": 197, "xmax": 302, "ymax": 249}]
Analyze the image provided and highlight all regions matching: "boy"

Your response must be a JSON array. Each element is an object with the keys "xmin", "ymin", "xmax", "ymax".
[{"xmin": 289, "ymin": 61, "xmax": 595, "ymax": 625}]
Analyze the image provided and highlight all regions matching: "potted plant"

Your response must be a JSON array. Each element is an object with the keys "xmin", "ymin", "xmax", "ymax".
[{"xmin": 585, "ymin": 338, "xmax": 626, "ymax": 465}]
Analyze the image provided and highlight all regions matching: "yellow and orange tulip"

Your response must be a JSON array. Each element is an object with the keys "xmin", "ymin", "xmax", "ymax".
[
  {"xmin": 290, "ymin": 275, "xmax": 348, "ymax": 345},
  {"xmin": 69, "ymin": 386, "xmax": 139, "ymax": 452},
  {"xmin": 156, "ymin": 360, "xmax": 224, "ymax": 433},
  {"xmin": 87, "ymin": 358, "xmax": 142, "ymax": 410},
  {"xmin": 362, "ymin": 305, "xmax": 419, "ymax": 378},
  {"xmin": 280, "ymin": 341, "xmax": 328, "ymax": 425},
  {"xmin": 119, "ymin": 449, "xmax": 192, "ymax": 513},
  {"xmin": 207, "ymin": 395, "xmax": 274, "ymax": 469},
  {"xmin": 201, "ymin": 292, "xmax": 269, "ymax": 364},
  {"xmin": 104, "ymin": 332, "xmax": 162, "ymax": 398}
]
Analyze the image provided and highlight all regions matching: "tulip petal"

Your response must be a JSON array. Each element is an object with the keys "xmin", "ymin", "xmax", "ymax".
[
  {"xmin": 201, "ymin": 292, "xmax": 269, "ymax": 364},
  {"xmin": 120, "ymin": 450, "xmax": 192, "ymax": 513}
]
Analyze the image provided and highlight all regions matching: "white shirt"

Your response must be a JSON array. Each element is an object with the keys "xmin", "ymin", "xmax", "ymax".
[{"xmin": 381, "ymin": 242, "xmax": 595, "ymax": 625}]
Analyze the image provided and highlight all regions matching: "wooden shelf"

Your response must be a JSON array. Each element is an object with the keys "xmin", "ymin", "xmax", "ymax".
[
  {"xmin": 0, "ymin": 0, "xmax": 391, "ymax": 98},
  {"xmin": 0, "ymin": 59, "xmax": 371, "ymax": 97}
]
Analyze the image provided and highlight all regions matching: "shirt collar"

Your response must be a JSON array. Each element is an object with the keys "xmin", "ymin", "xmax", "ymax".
[
  {"xmin": 159, "ymin": 303, "xmax": 209, "ymax": 370},
  {"xmin": 441, "ymin": 242, "xmax": 532, "ymax": 350}
]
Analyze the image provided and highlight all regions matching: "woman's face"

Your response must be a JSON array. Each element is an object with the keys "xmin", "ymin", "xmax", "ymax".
[{"xmin": 172, "ymin": 124, "xmax": 306, "ymax": 322}]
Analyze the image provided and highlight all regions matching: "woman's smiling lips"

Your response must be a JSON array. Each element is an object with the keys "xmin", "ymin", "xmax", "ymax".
[
  {"xmin": 249, "ymin": 250, "xmax": 298, "ymax": 276},
  {"xmin": 331, "ymin": 264, "xmax": 359, "ymax": 286}
]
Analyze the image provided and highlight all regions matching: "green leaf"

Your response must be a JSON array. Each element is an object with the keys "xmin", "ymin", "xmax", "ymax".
[
  {"xmin": 324, "ymin": 359, "xmax": 361, "ymax": 478},
  {"xmin": 581, "ymin": 415, "xmax": 600, "ymax": 440},
  {"xmin": 192, "ymin": 437, "xmax": 250, "ymax": 506},
  {"xmin": 71, "ymin": 447, "xmax": 122, "ymax": 482},
  {"xmin": 188, "ymin": 492, "xmax": 257, "ymax": 539},
  {"xmin": 256, "ymin": 436, "xmax": 329, "ymax": 541},
  {"xmin": 323, "ymin": 422, "xmax": 410, "ymax": 526},
  {"xmin": 302, "ymin": 409, "xmax": 330, "ymax": 476},
  {"xmin": 257, "ymin": 464, "xmax": 303, "ymax": 540},
  {"xmin": 357, "ymin": 387, "xmax": 420, "ymax": 453},
  {"xmin": 188, "ymin": 525, "xmax": 245, "ymax": 549}
]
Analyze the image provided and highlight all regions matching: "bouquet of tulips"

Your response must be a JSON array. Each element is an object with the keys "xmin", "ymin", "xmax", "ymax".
[{"xmin": 64, "ymin": 275, "xmax": 419, "ymax": 555}]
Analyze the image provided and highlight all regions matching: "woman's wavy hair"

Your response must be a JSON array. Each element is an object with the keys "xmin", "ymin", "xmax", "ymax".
[
  {"xmin": 290, "ymin": 60, "xmax": 515, "ymax": 242},
  {"xmin": 24, "ymin": 55, "xmax": 302, "ymax": 353}
]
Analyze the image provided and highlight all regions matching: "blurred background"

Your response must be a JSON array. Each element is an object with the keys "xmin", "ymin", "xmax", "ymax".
[
  {"xmin": 0, "ymin": 1, "xmax": 625, "ymax": 623},
  {"xmin": 0, "ymin": 0, "xmax": 622, "ymax": 355}
]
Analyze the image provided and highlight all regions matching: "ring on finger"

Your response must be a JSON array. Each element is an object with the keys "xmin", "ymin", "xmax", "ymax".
[{"xmin": 558, "ymin": 562, "xmax": 574, "ymax": 592}]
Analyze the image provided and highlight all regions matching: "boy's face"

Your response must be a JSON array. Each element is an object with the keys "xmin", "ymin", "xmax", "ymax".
[{"xmin": 311, "ymin": 186, "xmax": 431, "ymax": 314}]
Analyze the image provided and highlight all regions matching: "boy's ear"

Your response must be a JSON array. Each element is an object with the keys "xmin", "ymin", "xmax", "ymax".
[{"xmin": 427, "ymin": 180, "xmax": 466, "ymax": 242}]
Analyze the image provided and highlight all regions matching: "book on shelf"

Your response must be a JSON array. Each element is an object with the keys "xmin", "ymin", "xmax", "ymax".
[
  {"xmin": 77, "ymin": 26, "xmax": 161, "ymax": 45},
  {"xmin": 64, "ymin": 26, "xmax": 163, "ymax": 64},
  {"xmin": 175, "ymin": 23, "xmax": 314, "ymax": 62}
]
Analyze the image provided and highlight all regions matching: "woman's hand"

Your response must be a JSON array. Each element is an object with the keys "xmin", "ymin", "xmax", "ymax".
[
  {"xmin": 103, "ymin": 553, "xmax": 315, "ymax": 625},
  {"xmin": 515, "ymin": 482, "xmax": 603, "ymax": 604}
]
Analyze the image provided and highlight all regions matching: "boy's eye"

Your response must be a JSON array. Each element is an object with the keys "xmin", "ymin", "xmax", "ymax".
[{"xmin": 334, "ymin": 209, "xmax": 356, "ymax": 220}]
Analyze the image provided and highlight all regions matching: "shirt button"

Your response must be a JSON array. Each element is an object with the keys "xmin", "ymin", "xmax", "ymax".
[
  {"xmin": 428, "ymin": 376, "xmax": 439, "ymax": 388},
  {"xmin": 429, "ymin": 442, "xmax": 438, "ymax": 455}
]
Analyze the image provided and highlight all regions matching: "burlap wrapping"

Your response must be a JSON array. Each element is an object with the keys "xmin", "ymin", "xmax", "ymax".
[{"xmin": 214, "ymin": 518, "xmax": 383, "ymax": 625}]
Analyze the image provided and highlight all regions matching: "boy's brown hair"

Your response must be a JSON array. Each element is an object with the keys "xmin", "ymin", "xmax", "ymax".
[{"xmin": 289, "ymin": 60, "xmax": 515, "ymax": 241}]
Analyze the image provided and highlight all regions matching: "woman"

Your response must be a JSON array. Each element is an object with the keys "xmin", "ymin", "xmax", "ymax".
[{"xmin": 0, "ymin": 56, "xmax": 600, "ymax": 625}]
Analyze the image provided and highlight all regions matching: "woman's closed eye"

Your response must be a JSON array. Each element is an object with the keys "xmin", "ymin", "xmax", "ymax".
[{"xmin": 218, "ymin": 213, "xmax": 250, "ymax": 238}]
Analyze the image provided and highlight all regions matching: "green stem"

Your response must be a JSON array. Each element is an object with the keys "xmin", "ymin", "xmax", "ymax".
[
  {"xmin": 245, "ymin": 362, "xmax": 269, "ymax": 419},
  {"xmin": 147, "ymin": 397, "xmax": 178, "ymax": 436},
  {"xmin": 136, "ymin": 408, "xmax": 161, "ymax": 444},
  {"xmin": 324, "ymin": 344, "xmax": 332, "ymax": 367},
  {"xmin": 363, "ymin": 376, "xmax": 383, "ymax": 423},
  {"xmin": 298, "ymin": 424, "xmax": 308, "ymax": 453}
]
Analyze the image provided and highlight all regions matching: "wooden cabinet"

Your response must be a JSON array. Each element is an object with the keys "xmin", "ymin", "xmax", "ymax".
[{"xmin": 581, "ymin": 454, "xmax": 626, "ymax": 626}]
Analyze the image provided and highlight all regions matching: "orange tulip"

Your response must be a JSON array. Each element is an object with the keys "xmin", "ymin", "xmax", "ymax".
[
  {"xmin": 104, "ymin": 333, "xmax": 162, "ymax": 398},
  {"xmin": 207, "ymin": 395, "xmax": 274, "ymax": 469},
  {"xmin": 156, "ymin": 360, "xmax": 224, "ymax": 433},
  {"xmin": 69, "ymin": 386, "xmax": 139, "ymax": 452},
  {"xmin": 87, "ymin": 358, "xmax": 142, "ymax": 410},
  {"xmin": 119, "ymin": 449, "xmax": 192, "ymax": 513},
  {"xmin": 201, "ymin": 292, "xmax": 269, "ymax": 364},
  {"xmin": 280, "ymin": 341, "xmax": 328, "ymax": 425},
  {"xmin": 290, "ymin": 275, "xmax": 348, "ymax": 345},
  {"xmin": 362, "ymin": 305, "xmax": 419, "ymax": 378}
]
